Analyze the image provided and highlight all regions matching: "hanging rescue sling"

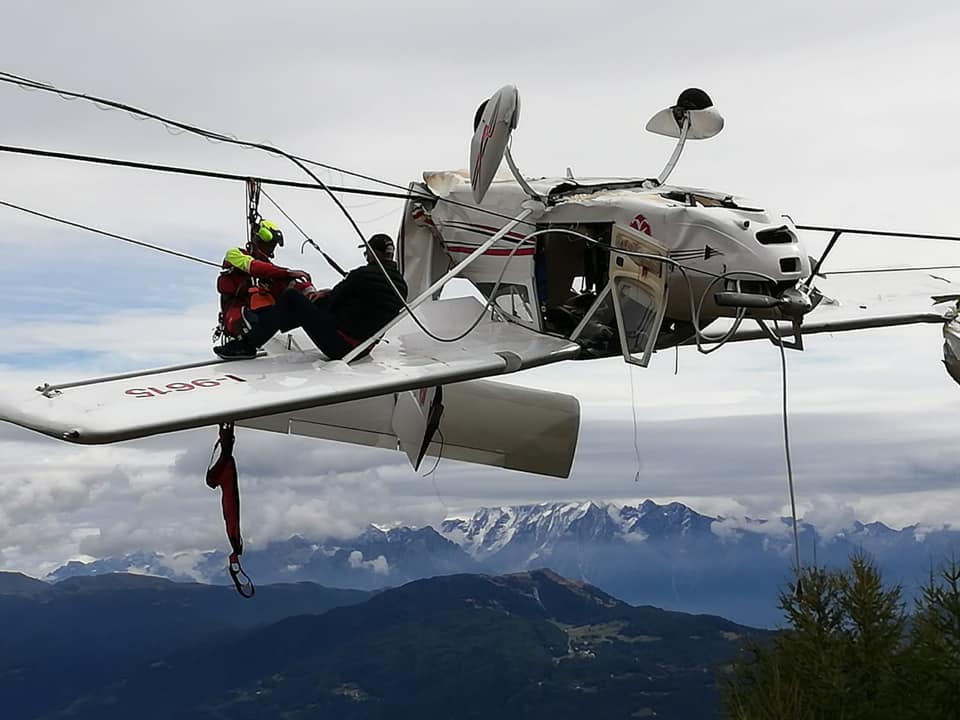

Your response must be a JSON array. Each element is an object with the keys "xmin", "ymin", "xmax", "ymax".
[{"xmin": 205, "ymin": 422, "xmax": 255, "ymax": 598}]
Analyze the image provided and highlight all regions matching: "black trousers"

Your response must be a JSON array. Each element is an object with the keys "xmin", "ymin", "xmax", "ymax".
[{"xmin": 246, "ymin": 289, "xmax": 354, "ymax": 360}]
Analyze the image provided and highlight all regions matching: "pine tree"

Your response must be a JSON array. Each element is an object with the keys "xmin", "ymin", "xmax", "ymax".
[
  {"xmin": 723, "ymin": 554, "xmax": 910, "ymax": 720},
  {"xmin": 906, "ymin": 558, "xmax": 960, "ymax": 720},
  {"xmin": 833, "ymin": 552, "xmax": 907, "ymax": 720},
  {"xmin": 725, "ymin": 565, "xmax": 844, "ymax": 719}
]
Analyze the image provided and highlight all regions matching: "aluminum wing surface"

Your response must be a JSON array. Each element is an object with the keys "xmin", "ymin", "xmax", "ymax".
[
  {"xmin": 0, "ymin": 298, "xmax": 581, "ymax": 445},
  {"xmin": 240, "ymin": 379, "xmax": 581, "ymax": 479}
]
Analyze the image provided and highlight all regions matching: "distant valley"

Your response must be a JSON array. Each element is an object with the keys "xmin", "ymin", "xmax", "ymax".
[{"xmin": 0, "ymin": 569, "xmax": 767, "ymax": 719}]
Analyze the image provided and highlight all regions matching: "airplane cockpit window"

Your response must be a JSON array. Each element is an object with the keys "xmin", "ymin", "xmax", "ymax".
[
  {"xmin": 568, "ymin": 286, "xmax": 620, "ymax": 357},
  {"xmin": 612, "ymin": 278, "xmax": 665, "ymax": 366},
  {"xmin": 545, "ymin": 290, "xmax": 600, "ymax": 336},
  {"xmin": 606, "ymin": 223, "xmax": 670, "ymax": 366}
]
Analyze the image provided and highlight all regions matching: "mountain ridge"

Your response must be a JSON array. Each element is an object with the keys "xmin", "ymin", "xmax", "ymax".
[
  {"xmin": 32, "ymin": 498, "xmax": 960, "ymax": 627},
  {"xmin": 20, "ymin": 569, "xmax": 766, "ymax": 720}
]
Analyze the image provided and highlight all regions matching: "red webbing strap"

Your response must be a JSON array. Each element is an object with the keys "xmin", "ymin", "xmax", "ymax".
[{"xmin": 205, "ymin": 422, "xmax": 255, "ymax": 598}]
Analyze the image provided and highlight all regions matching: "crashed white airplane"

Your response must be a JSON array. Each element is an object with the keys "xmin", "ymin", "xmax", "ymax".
[{"xmin": 2, "ymin": 85, "xmax": 959, "ymax": 481}]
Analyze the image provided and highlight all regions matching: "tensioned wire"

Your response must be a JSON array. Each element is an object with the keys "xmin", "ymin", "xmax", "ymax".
[
  {"xmin": 0, "ymin": 70, "xmax": 545, "ymax": 343},
  {"xmin": 1, "ymin": 70, "xmax": 815, "ymax": 576},
  {"xmin": 0, "ymin": 70, "xmax": 776, "ymax": 347},
  {"xmin": 9, "ymin": 70, "xmax": 949, "ymax": 588}
]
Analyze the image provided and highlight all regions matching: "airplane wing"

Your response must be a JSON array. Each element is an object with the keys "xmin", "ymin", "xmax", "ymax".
[
  {"xmin": 240, "ymin": 379, "xmax": 581, "ymax": 478},
  {"xmin": 0, "ymin": 297, "xmax": 581, "ymax": 446}
]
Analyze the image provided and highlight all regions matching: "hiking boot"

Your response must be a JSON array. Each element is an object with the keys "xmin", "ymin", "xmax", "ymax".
[{"xmin": 214, "ymin": 338, "xmax": 258, "ymax": 360}]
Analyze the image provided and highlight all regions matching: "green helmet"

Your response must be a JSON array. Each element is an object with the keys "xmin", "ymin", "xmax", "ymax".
[{"xmin": 253, "ymin": 219, "xmax": 284, "ymax": 246}]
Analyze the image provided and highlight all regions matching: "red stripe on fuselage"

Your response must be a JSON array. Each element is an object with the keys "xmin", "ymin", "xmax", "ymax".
[{"xmin": 445, "ymin": 245, "xmax": 535, "ymax": 256}]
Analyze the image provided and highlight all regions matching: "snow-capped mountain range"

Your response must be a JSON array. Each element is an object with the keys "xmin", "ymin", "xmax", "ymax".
[
  {"xmin": 45, "ymin": 499, "xmax": 960, "ymax": 627},
  {"xmin": 441, "ymin": 500, "xmax": 718, "ymax": 561}
]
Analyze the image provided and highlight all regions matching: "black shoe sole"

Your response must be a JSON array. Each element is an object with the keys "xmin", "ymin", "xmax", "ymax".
[{"xmin": 214, "ymin": 349, "xmax": 258, "ymax": 361}]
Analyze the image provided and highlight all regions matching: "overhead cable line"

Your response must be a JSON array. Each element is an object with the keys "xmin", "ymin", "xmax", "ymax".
[
  {"xmin": 0, "ymin": 72, "xmax": 538, "ymax": 228},
  {"xmin": 797, "ymin": 224, "xmax": 960, "ymax": 243},
  {"xmin": 0, "ymin": 71, "xmax": 393, "ymax": 189},
  {"xmin": 0, "ymin": 71, "xmax": 801, "ymax": 353},
  {"xmin": 0, "ymin": 70, "xmax": 389, "ymax": 248},
  {"xmin": 0, "ymin": 144, "xmax": 415, "ymax": 200},
  {"xmin": 0, "ymin": 71, "xmax": 430, "ymax": 319},
  {"xmin": 9, "ymin": 72, "xmax": 960, "ymax": 242},
  {"xmin": 799, "ymin": 223, "xmax": 960, "ymax": 280},
  {"xmin": 823, "ymin": 265, "xmax": 960, "ymax": 276},
  {"xmin": 0, "ymin": 71, "xmax": 516, "ymax": 344},
  {"xmin": 0, "ymin": 140, "xmax": 535, "ymax": 228},
  {"xmin": 0, "ymin": 199, "xmax": 220, "ymax": 267}
]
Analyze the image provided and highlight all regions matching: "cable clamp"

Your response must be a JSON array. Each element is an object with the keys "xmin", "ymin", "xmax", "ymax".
[
  {"xmin": 229, "ymin": 552, "xmax": 255, "ymax": 598},
  {"xmin": 36, "ymin": 383, "xmax": 62, "ymax": 398}
]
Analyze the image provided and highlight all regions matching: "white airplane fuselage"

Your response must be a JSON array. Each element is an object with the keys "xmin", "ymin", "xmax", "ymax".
[{"xmin": 400, "ymin": 171, "xmax": 813, "ymax": 356}]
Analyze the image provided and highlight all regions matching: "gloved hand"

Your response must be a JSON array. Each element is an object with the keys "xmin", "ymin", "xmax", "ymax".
[{"xmin": 287, "ymin": 269, "xmax": 311, "ymax": 282}]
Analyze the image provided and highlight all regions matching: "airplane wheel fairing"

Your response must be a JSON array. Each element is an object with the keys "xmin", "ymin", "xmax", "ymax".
[
  {"xmin": 469, "ymin": 85, "xmax": 520, "ymax": 203},
  {"xmin": 676, "ymin": 88, "xmax": 713, "ymax": 111}
]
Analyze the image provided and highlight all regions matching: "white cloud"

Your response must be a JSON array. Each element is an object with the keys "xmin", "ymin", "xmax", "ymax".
[
  {"xmin": 796, "ymin": 496, "xmax": 862, "ymax": 540},
  {"xmin": 2, "ymin": 0, "xmax": 960, "ymax": 578},
  {"xmin": 711, "ymin": 516, "xmax": 791, "ymax": 542},
  {"xmin": 348, "ymin": 550, "xmax": 390, "ymax": 575},
  {"xmin": 0, "ymin": 303, "xmax": 218, "ymax": 367}
]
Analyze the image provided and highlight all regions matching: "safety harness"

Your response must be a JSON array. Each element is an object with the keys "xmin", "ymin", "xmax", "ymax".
[
  {"xmin": 214, "ymin": 179, "xmax": 274, "ymax": 344},
  {"xmin": 205, "ymin": 422, "xmax": 255, "ymax": 598}
]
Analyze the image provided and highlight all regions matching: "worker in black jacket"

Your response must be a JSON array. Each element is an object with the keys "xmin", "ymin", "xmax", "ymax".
[{"xmin": 215, "ymin": 234, "xmax": 409, "ymax": 361}]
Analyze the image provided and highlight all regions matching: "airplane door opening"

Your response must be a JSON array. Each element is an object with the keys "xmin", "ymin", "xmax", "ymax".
[{"xmin": 535, "ymin": 222, "xmax": 611, "ymax": 336}]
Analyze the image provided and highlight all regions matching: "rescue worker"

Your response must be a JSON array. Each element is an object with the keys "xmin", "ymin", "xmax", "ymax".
[
  {"xmin": 214, "ymin": 233, "xmax": 408, "ymax": 361},
  {"xmin": 215, "ymin": 219, "xmax": 311, "ymax": 343}
]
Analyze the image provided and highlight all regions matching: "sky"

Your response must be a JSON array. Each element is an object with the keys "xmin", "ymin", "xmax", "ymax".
[{"xmin": 2, "ymin": 0, "xmax": 960, "ymax": 577}]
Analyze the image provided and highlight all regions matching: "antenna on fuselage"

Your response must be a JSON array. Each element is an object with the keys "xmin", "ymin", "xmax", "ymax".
[
  {"xmin": 469, "ymin": 85, "xmax": 541, "ymax": 203},
  {"xmin": 646, "ymin": 88, "xmax": 724, "ymax": 185}
]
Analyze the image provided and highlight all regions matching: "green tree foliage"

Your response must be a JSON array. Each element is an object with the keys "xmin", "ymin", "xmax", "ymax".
[
  {"xmin": 723, "ymin": 554, "xmax": 960, "ymax": 720},
  {"xmin": 908, "ymin": 559, "xmax": 960, "ymax": 720}
]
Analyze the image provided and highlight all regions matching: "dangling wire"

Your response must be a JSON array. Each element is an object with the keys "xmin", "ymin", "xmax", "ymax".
[
  {"xmin": 421, "ymin": 429, "xmax": 450, "ymax": 518},
  {"xmin": 422, "ymin": 428, "xmax": 445, "ymax": 478},
  {"xmin": 761, "ymin": 319, "xmax": 803, "ymax": 595},
  {"xmin": 627, "ymin": 364, "xmax": 642, "ymax": 482}
]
